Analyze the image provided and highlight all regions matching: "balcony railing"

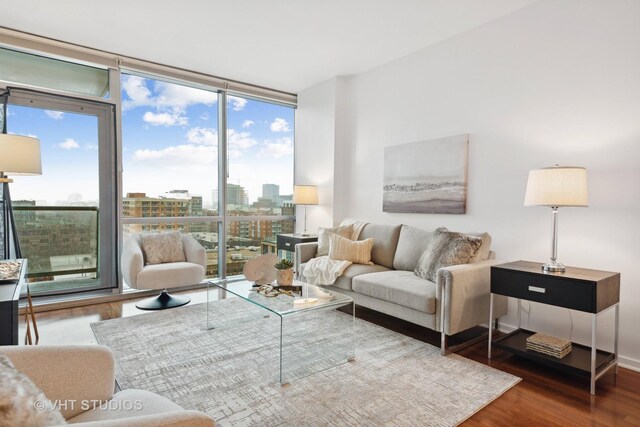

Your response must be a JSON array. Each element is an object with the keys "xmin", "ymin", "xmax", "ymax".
[{"xmin": 13, "ymin": 206, "xmax": 99, "ymax": 281}]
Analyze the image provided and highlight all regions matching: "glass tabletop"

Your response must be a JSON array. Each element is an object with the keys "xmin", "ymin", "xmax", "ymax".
[{"xmin": 209, "ymin": 279, "xmax": 352, "ymax": 316}]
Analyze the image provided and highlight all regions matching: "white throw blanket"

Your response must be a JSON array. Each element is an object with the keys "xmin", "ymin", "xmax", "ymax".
[{"xmin": 302, "ymin": 256, "xmax": 352, "ymax": 285}]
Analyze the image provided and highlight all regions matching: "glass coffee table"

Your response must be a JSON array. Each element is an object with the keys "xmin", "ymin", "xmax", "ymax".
[{"xmin": 207, "ymin": 279, "xmax": 355, "ymax": 385}]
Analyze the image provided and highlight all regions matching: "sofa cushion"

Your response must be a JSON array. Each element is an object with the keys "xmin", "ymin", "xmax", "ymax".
[
  {"xmin": 332, "ymin": 264, "xmax": 391, "ymax": 292},
  {"xmin": 137, "ymin": 262, "xmax": 205, "ymax": 290},
  {"xmin": 67, "ymin": 389, "xmax": 183, "ymax": 424},
  {"xmin": 352, "ymin": 271, "xmax": 437, "ymax": 314},
  {"xmin": 141, "ymin": 232, "xmax": 186, "ymax": 265},
  {"xmin": 317, "ymin": 224, "xmax": 354, "ymax": 256},
  {"xmin": 358, "ymin": 223, "xmax": 402, "ymax": 269},
  {"xmin": 414, "ymin": 227, "xmax": 482, "ymax": 282},
  {"xmin": 393, "ymin": 225, "xmax": 433, "ymax": 271}
]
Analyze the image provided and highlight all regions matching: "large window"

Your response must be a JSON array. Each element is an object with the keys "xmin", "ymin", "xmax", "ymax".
[
  {"xmin": 5, "ymin": 90, "xmax": 117, "ymax": 295},
  {"xmin": 225, "ymin": 95, "xmax": 295, "ymax": 270},
  {"xmin": 120, "ymin": 76, "xmax": 296, "ymax": 283},
  {"xmin": 120, "ymin": 73, "xmax": 220, "ymax": 282},
  {"xmin": 1, "ymin": 42, "xmax": 296, "ymax": 294}
]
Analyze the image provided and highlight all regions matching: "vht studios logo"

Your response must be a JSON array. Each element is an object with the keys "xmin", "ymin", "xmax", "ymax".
[{"xmin": 34, "ymin": 399, "xmax": 144, "ymax": 412}]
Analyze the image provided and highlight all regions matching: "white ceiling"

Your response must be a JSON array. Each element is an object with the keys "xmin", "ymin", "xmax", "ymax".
[{"xmin": 1, "ymin": 0, "xmax": 538, "ymax": 94}]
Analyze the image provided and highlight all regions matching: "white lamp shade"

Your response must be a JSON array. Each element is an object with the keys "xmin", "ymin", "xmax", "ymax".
[
  {"xmin": 0, "ymin": 134, "xmax": 42, "ymax": 175},
  {"xmin": 293, "ymin": 185, "xmax": 318, "ymax": 205},
  {"xmin": 524, "ymin": 166, "xmax": 588, "ymax": 207}
]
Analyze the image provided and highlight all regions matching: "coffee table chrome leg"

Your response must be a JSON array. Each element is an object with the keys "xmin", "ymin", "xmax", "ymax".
[{"xmin": 614, "ymin": 303, "xmax": 619, "ymax": 375}]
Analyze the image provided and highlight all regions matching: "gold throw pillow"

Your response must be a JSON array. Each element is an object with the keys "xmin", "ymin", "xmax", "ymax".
[{"xmin": 328, "ymin": 234, "xmax": 374, "ymax": 265}]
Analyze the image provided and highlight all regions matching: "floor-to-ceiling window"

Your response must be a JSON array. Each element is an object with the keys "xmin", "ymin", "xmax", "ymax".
[
  {"xmin": 225, "ymin": 95, "xmax": 295, "ymax": 273},
  {"xmin": 120, "ymin": 73, "xmax": 221, "ymax": 281}
]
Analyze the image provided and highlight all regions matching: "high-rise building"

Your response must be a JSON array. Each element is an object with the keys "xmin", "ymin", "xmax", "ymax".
[
  {"xmin": 262, "ymin": 184, "xmax": 279, "ymax": 202},
  {"xmin": 213, "ymin": 183, "xmax": 249, "ymax": 207}
]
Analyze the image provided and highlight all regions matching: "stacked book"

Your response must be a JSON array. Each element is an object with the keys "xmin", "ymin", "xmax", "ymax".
[{"xmin": 526, "ymin": 333, "xmax": 572, "ymax": 359}]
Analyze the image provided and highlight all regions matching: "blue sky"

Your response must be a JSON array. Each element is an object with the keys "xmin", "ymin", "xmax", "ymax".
[
  {"xmin": 6, "ymin": 75, "xmax": 295, "ymax": 207},
  {"xmin": 7, "ymin": 105, "xmax": 99, "ymax": 205}
]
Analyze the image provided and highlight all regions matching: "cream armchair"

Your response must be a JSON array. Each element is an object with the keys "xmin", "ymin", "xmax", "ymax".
[
  {"xmin": 122, "ymin": 233, "xmax": 207, "ymax": 310},
  {"xmin": 0, "ymin": 345, "xmax": 215, "ymax": 426}
]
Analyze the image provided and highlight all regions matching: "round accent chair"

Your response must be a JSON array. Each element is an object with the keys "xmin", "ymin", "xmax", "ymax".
[{"xmin": 122, "ymin": 231, "xmax": 206, "ymax": 310}]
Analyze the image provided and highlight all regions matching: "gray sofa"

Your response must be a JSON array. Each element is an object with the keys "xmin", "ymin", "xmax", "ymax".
[{"xmin": 295, "ymin": 222, "xmax": 507, "ymax": 354}]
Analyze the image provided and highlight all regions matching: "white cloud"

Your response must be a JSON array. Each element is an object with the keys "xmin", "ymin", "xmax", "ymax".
[
  {"xmin": 228, "ymin": 96, "xmax": 247, "ymax": 111},
  {"xmin": 132, "ymin": 144, "xmax": 216, "ymax": 167},
  {"xmin": 155, "ymin": 81, "xmax": 217, "ymax": 110},
  {"xmin": 186, "ymin": 127, "xmax": 218, "ymax": 145},
  {"xmin": 260, "ymin": 137, "xmax": 294, "ymax": 159},
  {"xmin": 242, "ymin": 120, "xmax": 254, "ymax": 128},
  {"xmin": 45, "ymin": 110, "xmax": 64, "ymax": 120},
  {"xmin": 143, "ymin": 111, "xmax": 188, "ymax": 127},
  {"xmin": 122, "ymin": 75, "xmax": 217, "ymax": 114},
  {"xmin": 121, "ymin": 75, "xmax": 153, "ymax": 111},
  {"xmin": 59, "ymin": 138, "xmax": 79, "ymax": 150},
  {"xmin": 228, "ymin": 129, "xmax": 257, "ymax": 150},
  {"xmin": 270, "ymin": 118, "xmax": 291, "ymax": 132},
  {"xmin": 200, "ymin": 112, "xmax": 210, "ymax": 121}
]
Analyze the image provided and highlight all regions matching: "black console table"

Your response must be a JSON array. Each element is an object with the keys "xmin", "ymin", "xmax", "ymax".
[
  {"xmin": 488, "ymin": 260, "xmax": 620, "ymax": 395},
  {"xmin": 0, "ymin": 259, "xmax": 27, "ymax": 345},
  {"xmin": 277, "ymin": 233, "xmax": 318, "ymax": 254}
]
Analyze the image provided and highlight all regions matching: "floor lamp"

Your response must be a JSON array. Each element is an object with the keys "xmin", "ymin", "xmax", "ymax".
[
  {"xmin": 0, "ymin": 134, "xmax": 42, "ymax": 260},
  {"xmin": 293, "ymin": 185, "xmax": 318, "ymax": 236},
  {"xmin": 524, "ymin": 165, "xmax": 588, "ymax": 272}
]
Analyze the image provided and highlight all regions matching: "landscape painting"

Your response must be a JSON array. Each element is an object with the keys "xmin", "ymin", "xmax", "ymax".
[{"xmin": 383, "ymin": 134, "xmax": 468, "ymax": 214}]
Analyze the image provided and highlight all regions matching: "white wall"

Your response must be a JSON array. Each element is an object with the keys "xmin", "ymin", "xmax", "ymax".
[{"xmin": 297, "ymin": 0, "xmax": 640, "ymax": 368}]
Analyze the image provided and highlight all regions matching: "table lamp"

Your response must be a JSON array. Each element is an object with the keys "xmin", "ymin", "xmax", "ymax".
[
  {"xmin": 293, "ymin": 185, "xmax": 318, "ymax": 236},
  {"xmin": 0, "ymin": 134, "xmax": 42, "ymax": 259},
  {"xmin": 524, "ymin": 165, "xmax": 588, "ymax": 272}
]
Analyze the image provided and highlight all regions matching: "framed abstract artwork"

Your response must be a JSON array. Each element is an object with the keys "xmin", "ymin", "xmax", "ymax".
[{"xmin": 383, "ymin": 134, "xmax": 468, "ymax": 214}]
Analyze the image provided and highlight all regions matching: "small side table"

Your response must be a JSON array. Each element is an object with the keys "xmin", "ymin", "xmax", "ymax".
[
  {"xmin": 488, "ymin": 260, "xmax": 620, "ymax": 395},
  {"xmin": 277, "ymin": 233, "xmax": 318, "ymax": 258}
]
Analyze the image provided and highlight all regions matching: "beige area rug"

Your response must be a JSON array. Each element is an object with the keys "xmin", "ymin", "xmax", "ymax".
[{"xmin": 91, "ymin": 298, "xmax": 519, "ymax": 426}]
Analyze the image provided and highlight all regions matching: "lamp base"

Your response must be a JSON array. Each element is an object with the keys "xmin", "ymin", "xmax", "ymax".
[{"xmin": 542, "ymin": 262, "xmax": 565, "ymax": 273}]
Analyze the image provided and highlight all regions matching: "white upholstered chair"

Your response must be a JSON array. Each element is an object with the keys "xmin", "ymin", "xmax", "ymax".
[
  {"xmin": 0, "ymin": 345, "xmax": 215, "ymax": 426},
  {"xmin": 121, "ymin": 232, "xmax": 207, "ymax": 310}
]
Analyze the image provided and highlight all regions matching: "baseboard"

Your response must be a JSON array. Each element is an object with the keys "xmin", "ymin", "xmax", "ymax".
[{"xmin": 497, "ymin": 322, "xmax": 640, "ymax": 373}]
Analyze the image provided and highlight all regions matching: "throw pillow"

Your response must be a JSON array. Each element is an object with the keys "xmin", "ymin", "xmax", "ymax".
[
  {"xmin": 414, "ymin": 227, "xmax": 482, "ymax": 282},
  {"xmin": 317, "ymin": 224, "xmax": 354, "ymax": 256},
  {"xmin": 0, "ymin": 354, "xmax": 67, "ymax": 426},
  {"xmin": 466, "ymin": 232, "xmax": 492, "ymax": 263},
  {"xmin": 328, "ymin": 234, "xmax": 374, "ymax": 265},
  {"xmin": 141, "ymin": 232, "xmax": 186, "ymax": 265}
]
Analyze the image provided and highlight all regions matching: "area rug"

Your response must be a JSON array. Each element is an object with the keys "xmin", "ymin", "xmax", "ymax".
[{"xmin": 91, "ymin": 298, "xmax": 519, "ymax": 426}]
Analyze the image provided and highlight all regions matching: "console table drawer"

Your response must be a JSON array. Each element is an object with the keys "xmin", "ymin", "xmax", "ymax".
[{"xmin": 491, "ymin": 267, "xmax": 595, "ymax": 312}]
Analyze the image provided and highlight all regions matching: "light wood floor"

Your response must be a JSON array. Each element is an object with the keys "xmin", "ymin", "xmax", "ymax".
[{"xmin": 20, "ymin": 289, "xmax": 640, "ymax": 426}]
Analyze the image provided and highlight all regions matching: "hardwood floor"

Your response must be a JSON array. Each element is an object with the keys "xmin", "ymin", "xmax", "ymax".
[{"xmin": 20, "ymin": 290, "xmax": 640, "ymax": 426}]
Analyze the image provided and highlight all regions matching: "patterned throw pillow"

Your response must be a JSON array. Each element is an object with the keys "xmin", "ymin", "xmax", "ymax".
[
  {"xmin": 317, "ymin": 224, "xmax": 354, "ymax": 256},
  {"xmin": 141, "ymin": 232, "xmax": 186, "ymax": 265},
  {"xmin": 414, "ymin": 227, "xmax": 482, "ymax": 282},
  {"xmin": 0, "ymin": 355, "xmax": 67, "ymax": 426},
  {"xmin": 328, "ymin": 234, "xmax": 374, "ymax": 265}
]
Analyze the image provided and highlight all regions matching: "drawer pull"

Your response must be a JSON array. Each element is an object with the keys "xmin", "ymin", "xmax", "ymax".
[
  {"xmin": 528, "ymin": 286, "xmax": 546, "ymax": 294},
  {"xmin": 285, "ymin": 243, "xmax": 291, "ymax": 246}
]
